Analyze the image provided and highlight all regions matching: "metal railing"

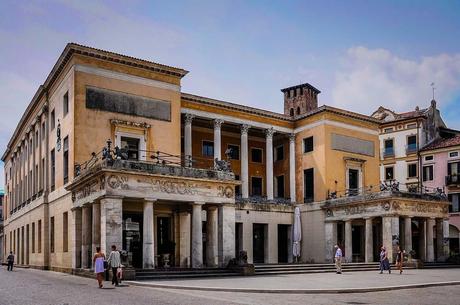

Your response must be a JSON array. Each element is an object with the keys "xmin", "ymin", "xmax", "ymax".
[
  {"xmin": 405, "ymin": 144, "xmax": 418, "ymax": 154},
  {"xmin": 382, "ymin": 147, "xmax": 395, "ymax": 157},
  {"xmin": 446, "ymin": 174, "xmax": 460, "ymax": 186},
  {"xmin": 235, "ymin": 195, "xmax": 292, "ymax": 205}
]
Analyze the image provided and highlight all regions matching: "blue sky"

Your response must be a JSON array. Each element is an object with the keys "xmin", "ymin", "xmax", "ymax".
[{"xmin": 1, "ymin": 0, "xmax": 460, "ymax": 188}]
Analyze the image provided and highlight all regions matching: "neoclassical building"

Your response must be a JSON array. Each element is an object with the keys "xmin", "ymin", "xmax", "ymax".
[{"xmin": 1, "ymin": 44, "xmax": 449, "ymax": 274}]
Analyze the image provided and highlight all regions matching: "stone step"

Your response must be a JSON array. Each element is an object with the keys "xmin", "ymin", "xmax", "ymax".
[{"xmin": 135, "ymin": 272, "xmax": 240, "ymax": 280}]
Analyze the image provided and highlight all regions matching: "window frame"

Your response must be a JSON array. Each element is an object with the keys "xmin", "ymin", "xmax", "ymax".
[
  {"xmin": 63, "ymin": 136, "xmax": 69, "ymax": 184},
  {"xmin": 407, "ymin": 163, "xmax": 417, "ymax": 178},
  {"xmin": 384, "ymin": 166, "xmax": 395, "ymax": 181},
  {"xmin": 63, "ymin": 91, "xmax": 69, "ymax": 116},
  {"xmin": 250, "ymin": 147, "xmax": 263, "ymax": 163},
  {"xmin": 275, "ymin": 144, "xmax": 284, "ymax": 161},
  {"xmin": 202, "ymin": 140, "xmax": 214, "ymax": 158},
  {"xmin": 227, "ymin": 144, "xmax": 240, "ymax": 160},
  {"xmin": 250, "ymin": 176, "xmax": 263, "ymax": 196},
  {"xmin": 303, "ymin": 136, "xmax": 314, "ymax": 153},
  {"xmin": 422, "ymin": 165, "xmax": 434, "ymax": 182},
  {"xmin": 50, "ymin": 109, "xmax": 55, "ymax": 130}
]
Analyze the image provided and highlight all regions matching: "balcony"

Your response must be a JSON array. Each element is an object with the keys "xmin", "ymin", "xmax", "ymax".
[
  {"xmin": 446, "ymin": 174, "xmax": 460, "ymax": 186},
  {"xmin": 382, "ymin": 147, "xmax": 395, "ymax": 158},
  {"xmin": 406, "ymin": 143, "xmax": 418, "ymax": 154},
  {"xmin": 236, "ymin": 195, "xmax": 292, "ymax": 205}
]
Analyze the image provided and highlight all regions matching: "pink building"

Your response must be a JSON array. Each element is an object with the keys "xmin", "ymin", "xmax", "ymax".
[{"xmin": 421, "ymin": 134, "xmax": 460, "ymax": 255}]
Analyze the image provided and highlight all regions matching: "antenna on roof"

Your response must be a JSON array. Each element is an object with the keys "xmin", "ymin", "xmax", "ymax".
[{"xmin": 431, "ymin": 82, "xmax": 436, "ymax": 100}]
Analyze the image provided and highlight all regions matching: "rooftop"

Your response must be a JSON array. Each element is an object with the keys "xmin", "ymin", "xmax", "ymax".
[{"xmin": 421, "ymin": 133, "xmax": 460, "ymax": 151}]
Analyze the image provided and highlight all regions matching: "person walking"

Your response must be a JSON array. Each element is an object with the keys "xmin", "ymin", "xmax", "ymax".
[
  {"xmin": 379, "ymin": 246, "xmax": 391, "ymax": 274},
  {"xmin": 93, "ymin": 247, "xmax": 105, "ymax": 288},
  {"xmin": 334, "ymin": 245, "xmax": 343, "ymax": 274},
  {"xmin": 6, "ymin": 251, "xmax": 14, "ymax": 271},
  {"xmin": 395, "ymin": 245, "xmax": 404, "ymax": 274},
  {"xmin": 107, "ymin": 245, "xmax": 121, "ymax": 286}
]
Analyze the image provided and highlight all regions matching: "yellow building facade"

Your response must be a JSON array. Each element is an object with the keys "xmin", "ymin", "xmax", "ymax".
[{"xmin": 1, "ymin": 44, "xmax": 448, "ymax": 275}]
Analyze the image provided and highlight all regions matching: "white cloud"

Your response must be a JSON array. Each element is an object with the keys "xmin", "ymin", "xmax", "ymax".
[{"xmin": 331, "ymin": 47, "xmax": 460, "ymax": 115}]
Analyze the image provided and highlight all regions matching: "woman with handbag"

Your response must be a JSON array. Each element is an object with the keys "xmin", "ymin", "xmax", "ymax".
[
  {"xmin": 93, "ymin": 247, "xmax": 106, "ymax": 288},
  {"xmin": 379, "ymin": 246, "xmax": 391, "ymax": 274}
]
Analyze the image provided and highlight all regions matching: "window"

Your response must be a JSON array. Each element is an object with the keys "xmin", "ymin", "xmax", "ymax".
[
  {"xmin": 425, "ymin": 155, "xmax": 434, "ymax": 161},
  {"xmin": 383, "ymin": 127, "xmax": 393, "ymax": 133},
  {"xmin": 275, "ymin": 145, "xmax": 284, "ymax": 161},
  {"xmin": 35, "ymin": 131, "xmax": 38, "ymax": 148},
  {"xmin": 448, "ymin": 162, "xmax": 460, "ymax": 184},
  {"xmin": 63, "ymin": 91, "xmax": 69, "ymax": 116},
  {"xmin": 235, "ymin": 175, "xmax": 241, "ymax": 196},
  {"xmin": 348, "ymin": 169, "xmax": 359, "ymax": 195},
  {"xmin": 251, "ymin": 148, "xmax": 263, "ymax": 163},
  {"xmin": 227, "ymin": 144, "xmax": 240, "ymax": 160},
  {"xmin": 32, "ymin": 222, "xmax": 35, "ymax": 253},
  {"xmin": 448, "ymin": 194, "xmax": 460, "ymax": 213},
  {"xmin": 408, "ymin": 163, "xmax": 417, "ymax": 178},
  {"xmin": 50, "ymin": 149, "xmax": 55, "ymax": 191},
  {"xmin": 303, "ymin": 136, "xmax": 313, "ymax": 153},
  {"xmin": 50, "ymin": 216, "xmax": 55, "ymax": 253},
  {"xmin": 276, "ymin": 175, "xmax": 285, "ymax": 198},
  {"xmin": 290, "ymin": 108, "xmax": 294, "ymax": 116},
  {"xmin": 407, "ymin": 135, "xmax": 417, "ymax": 153},
  {"xmin": 296, "ymin": 107, "xmax": 301, "ymax": 115},
  {"xmin": 63, "ymin": 212, "xmax": 68, "ymax": 252},
  {"xmin": 384, "ymin": 139, "xmax": 394, "ymax": 156},
  {"xmin": 38, "ymin": 219, "xmax": 42, "ymax": 253},
  {"xmin": 120, "ymin": 136, "xmax": 140, "ymax": 160},
  {"xmin": 385, "ymin": 166, "xmax": 394, "ymax": 180},
  {"xmin": 423, "ymin": 165, "xmax": 434, "ymax": 181},
  {"xmin": 41, "ymin": 122, "xmax": 45, "ymax": 138},
  {"xmin": 304, "ymin": 168, "xmax": 314, "ymax": 203},
  {"xmin": 63, "ymin": 137, "xmax": 69, "ymax": 184},
  {"xmin": 251, "ymin": 177, "xmax": 263, "ymax": 196},
  {"xmin": 449, "ymin": 151, "xmax": 459, "ymax": 158},
  {"xmin": 202, "ymin": 141, "xmax": 214, "ymax": 157},
  {"xmin": 51, "ymin": 110, "xmax": 55, "ymax": 130}
]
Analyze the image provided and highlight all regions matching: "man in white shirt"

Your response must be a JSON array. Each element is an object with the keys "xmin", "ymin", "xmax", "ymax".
[
  {"xmin": 334, "ymin": 245, "xmax": 342, "ymax": 274},
  {"xmin": 107, "ymin": 245, "xmax": 121, "ymax": 286}
]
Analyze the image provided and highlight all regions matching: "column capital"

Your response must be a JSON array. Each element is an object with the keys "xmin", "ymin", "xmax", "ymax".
[
  {"xmin": 214, "ymin": 119, "xmax": 224, "ymax": 129},
  {"xmin": 265, "ymin": 127, "xmax": 275, "ymax": 138},
  {"xmin": 191, "ymin": 201, "xmax": 206, "ymax": 206},
  {"xmin": 185, "ymin": 113, "xmax": 195, "ymax": 124},
  {"xmin": 143, "ymin": 198, "xmax": 157, "ymax": 204},
  {"xmin": 241, "ymin": 124, "xmax": 250, "ymax": 135},
  {"xmin": 289, "ymin": 133, "xmax": 295, "ymax": 143}
]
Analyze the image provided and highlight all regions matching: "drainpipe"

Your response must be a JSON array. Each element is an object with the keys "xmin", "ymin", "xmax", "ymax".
[{"xmin": 417, "ymin": 120, "xmax": 422, "ymax": 193}]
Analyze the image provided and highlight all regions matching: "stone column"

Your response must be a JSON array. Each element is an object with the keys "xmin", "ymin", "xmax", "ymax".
[
  {"xmin": 443, "ymin": 219, "xmax": 450, "ymax": 261},
  {"xmin": 289, "ymin": 133, "xmax": 296, "ymax": 203},
  {"xmin": 345, "ymin": 220, "xmax": 352, "ymax": 263},
  {"xmin": 218, "ymin": 205, "xmax": 236, "ymax": 267},
  {"xmin": 404, "ymin": 217, "xmax": 413, "ymax": 254},
  {"xmin": 206, "ymin": 206, "xmax": 218, "ymax": 267},
  {"xmin": 143, "ymin": 199, "xmax": 156, "ymax": 269},
  {"xmin": 267, "ymin": 223, "xmax": 278, "ymax": 264},
  {"xmin": 100, "ymin": 197, "xmax": 123, "ymax": 255},
  {"xmin": 365, "ymin": 217, "xmax": 373, "ymax": 262},
  {"xmin": 241, "ymin": 125, "xmax": 250, "ymax": 199},
  {"xmin": 71, "ymin": 207, "xmax": 82, "ymax": 269},
  {"xmin": 179, "ymin": 212, "xmax": 191, "ymax": 267},
  {"xmin": 419, "ymin": 218, "xmax": 426, "ymax": 261},
  {"xmin": 265, "ymin": 127, "xmax": 275, "ymax": 201},
  {"xmin": 81, "ymin": 205, "xmax": 92, "ymax": 269},
  {"xmin": 242, "ymin": 221, "xmax": 253, "ymax": 264},
  {"xmin": 436, "ymin": 218, "xmax": 449, "ymax": 262},
  {"xmin": 325, "ymin": 221, "xmax": 337, "ymax": 263},
  {"xmin": 91, "ymin": 202, "xmax": 101, "ymax": 260},
  {"xmin": 184, "ymin": 114, "xmax": 194, "ymax": 167},
  {"xmin": 191, "ymin": 202, "xmax": 204, "ymax": 268},
  {"xmin": 382, "ymin": 216, "xmax": 392, "ymax": 262},
  {"xmin": 213, "ymin": 119, "xmax": 224, "ymax": 161},
  {"xmin": 426, "ymin": 218, "xmax": 435, "ymax": 262}
]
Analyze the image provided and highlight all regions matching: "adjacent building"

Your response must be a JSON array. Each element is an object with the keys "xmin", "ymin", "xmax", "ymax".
[{"xmin": 1, "ymin": 43, "xmax": 449, "ymax": 274}]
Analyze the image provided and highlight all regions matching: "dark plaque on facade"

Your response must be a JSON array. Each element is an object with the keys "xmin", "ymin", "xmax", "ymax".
[{"xmin": 86, "ymin": 86, "xmax": 171, "ymax": 121}]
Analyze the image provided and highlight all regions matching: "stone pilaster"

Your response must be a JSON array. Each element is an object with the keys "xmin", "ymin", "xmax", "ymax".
[
  {"xmin": 213, "ymin": 119, "xmax": 224, "ymax": 161},
  {"xmin": 191, "ymin": 202, "xmax": 204, "ymax": 268},
  {"xmin": 91, "ymin": 202, "xmax": 101, "ymax": 259},
  {"xmin": 240, "ymin": 124, "xmax": 250, "ymax": 199},
  {"xmin": 184, "ymin": 114, "xmax": 194, "ymax": 167},
  {"xmin": 443, "ymin": 219, "xmax": 450, "ymax": 261},
  {"xmin": 100, "ymin": 197, "xmax": 123, "ymax": 256},
  {"xmin": 242, "ymin": 221, "xmax": 253, "ymax": 263},
  {"xmin": 143, "ymin": 199, "xmax": 156, "ymax": 269},
  {"xmin": 365, "ymin": 217, "xmax": 373, "ymax": 262},
  {"xmin": 206, "ymin": 206, "xmax": 218, "ymax": 267},
  {"xmin": 218, "ymin": 205, "xmax": 236, "ymax": 267},
  {"xmin": 265, "ymin": 127, "xmax": 275, "ymax": 201},
  {"xmin": 345, "ymin": 220, "xmax": 352, "ymax": 262},
  {"xmin": 81, "ymin": 205, "xmax": 92, "ymax": 269},
  {"xmin": 419, "ymin": 218, "xmax": 426, "ymax": 261},
  {"xmin": 426, "ymin": 218, "xmax": 435, "ymax": 262},
  {"xmin": 436, "ymin": 218, "xmax": 449, "ymax": 262},
  {"xmin": 71, "ymin": 207, "xmax": 82, "ymax": 269},
  {"xmin": 404, "ymin": 217, "xmax": 412, "ymax": 253},
  {"xmin": 324, "ymin": 221, "xmax": 337, "ymax": 263},
  {"xmin": 179, "ymin": 211, "xmax": 191, "ymax": 267},
  {"xmin": 382, "ymin": 216, "xmax": 392, "ymax": 262},
  {"xmin": 267, "ymin": 223, "xmax": 278, "ymax": 264},
  {"xmin": 289, "ymin": 133, "xmax": 296, "ymax": 203}
]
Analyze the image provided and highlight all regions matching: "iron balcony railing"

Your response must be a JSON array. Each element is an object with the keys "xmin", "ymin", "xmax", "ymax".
[
  {"xmin": 406, "ymin": 144, "xmax": 418, "ymax": 154},
  {"xmin": 235, "ymin": 195, "xmax": 292, "ymax": 205},
  {"xmin": 382, "ymin": 147, "xmax": 395, "ymax": 157},
  {"xmin": 446, "ymin": 174, "xmax": 460, "ymax": 186}
]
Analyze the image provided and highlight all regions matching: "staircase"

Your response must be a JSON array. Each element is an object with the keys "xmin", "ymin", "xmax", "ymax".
[
  {"xmin": 135, "ymin": 268, "xmax": 239, "ymax": 280},
  {"xmin": 423, "ymin": 262, "xmax": 460, "ymax": 269}
]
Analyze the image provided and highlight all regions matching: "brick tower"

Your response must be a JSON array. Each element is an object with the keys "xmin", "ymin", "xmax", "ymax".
[{"xmin": 282, "ymin": 83, "xmax": 321, "ymax": 117}]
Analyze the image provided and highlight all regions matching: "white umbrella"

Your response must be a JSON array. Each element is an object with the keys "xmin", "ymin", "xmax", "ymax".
[{"xmin": 292, "ymin": 206, "xmax": 302, "ymax": 262}]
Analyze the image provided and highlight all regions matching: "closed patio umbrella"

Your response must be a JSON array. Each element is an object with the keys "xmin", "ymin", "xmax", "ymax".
[{"xmin": 292, "ymin": 206, "xmax": 302, "ymax": 262}]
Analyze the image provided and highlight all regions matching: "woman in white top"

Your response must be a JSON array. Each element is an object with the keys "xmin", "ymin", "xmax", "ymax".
[{"xmin": 93, "ymin": 246, "xmax": 105, "ymax": 288}]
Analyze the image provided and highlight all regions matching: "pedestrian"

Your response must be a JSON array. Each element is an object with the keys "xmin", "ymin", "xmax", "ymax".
[
  {"xmin": 117, "ymin": 264, "xmax": 124, "ymax": 284},
  {"xmin": 379, "ymin": 246, "xmax": 391, "ymax": 274},
  {"xmin": 395, "ymin": 245, "xmax": 404, "ymax": 274},
  {"xmin": 93, "ymin": 246, "xmax": 105, "ymax": 288},
  {"xmin": 7, "ymin": 251, "xmax": 14, "ymax": 271},
  {"xmin": 334, "ymin": 244, "xmax": 342, "ymax": 274},
  {"xmin": 107, "ymin": 245, "xmax": 121, "ymax": 286}
]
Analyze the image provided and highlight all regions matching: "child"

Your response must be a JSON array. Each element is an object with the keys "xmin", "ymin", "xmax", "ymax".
[{"xmin": 117, "ymin": 264, "xmax": 124, "ymax": 284}]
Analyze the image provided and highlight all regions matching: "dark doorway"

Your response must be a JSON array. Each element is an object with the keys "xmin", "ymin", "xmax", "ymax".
[
  {"xmin": 348, "ymin": 169, "xmax": 359, "ymax": 196},
  {"xmin": 373, "ymin": 221, "xmax": 382, "ymax": 261},
  {"xmin": 352, "ymin": 225, "xmax": 364, "ymax": 262},
  {"xmin": 278, "ymin": 225, "xmax": 289, "ymax": 263},
  {"xmin": 123, "ymin": 213, "xmax": 143, "ymax": 269},
  {"xmin": 412, "ymin": 221, "xmax": 421, "ymax": 259},
  {"xmin": 251, "ymin": 177, "xmax": 263, "ymax": 196},
  {"xmin": 235, "ymin": 223, "xmax": 243, "ymax": 258},
  {"xmin": 276, "ymin": 175, "xmax": 285, "ymax": 198},
  {"xmin": 157, "ymin": 217, "xmax": 174, "ymax": 267},
  {"xmin": 303, "ymin": 168, "xmax": 314, "ymax": 202},
  {"xmin": 253, "ymin": 224, "xmax": 266, "ymax": 263}
]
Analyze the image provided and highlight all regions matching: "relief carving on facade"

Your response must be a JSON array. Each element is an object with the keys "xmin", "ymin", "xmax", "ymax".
[
  {"xmin": 217, "ymin": 186, "xmax": 234, "ymax": 198},
  {"xmin": 344, "ymin": 205, "xmax": 367, "ymax": 215},
  {"xmin": 107, "ymin": 174, "xmax": 129, "ymax": 190},
  {"xmin": 72, "ymin": 175, "xmax": 105, "ymax": 202}
]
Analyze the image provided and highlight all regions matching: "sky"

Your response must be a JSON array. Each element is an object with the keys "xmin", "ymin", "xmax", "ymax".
[{"xmin": 1, "ymin": 0, "xmax": 460, "ymax": 188}]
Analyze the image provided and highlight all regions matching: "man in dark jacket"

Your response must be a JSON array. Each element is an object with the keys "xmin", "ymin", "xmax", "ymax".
[{"xmin": 7, "ymin": 251, "xmax": 14, "ymax": 271}]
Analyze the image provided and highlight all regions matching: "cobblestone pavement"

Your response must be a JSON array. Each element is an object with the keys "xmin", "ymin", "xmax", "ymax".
[{"xmin": 1, "ymin": 267, "xmax": 460, "ymax": 305}]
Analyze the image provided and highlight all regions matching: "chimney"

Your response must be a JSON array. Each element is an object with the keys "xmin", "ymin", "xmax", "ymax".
[{"xmin": 281, "ymin": 83, "xmax": 321, "ymax": 117}]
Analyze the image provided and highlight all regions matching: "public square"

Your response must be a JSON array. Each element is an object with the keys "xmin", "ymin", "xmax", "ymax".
[{"xmin": 1, "ymin": 267, "xmax": 460, "ymax": 305}]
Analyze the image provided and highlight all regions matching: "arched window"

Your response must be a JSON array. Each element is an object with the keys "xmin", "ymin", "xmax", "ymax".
[
  {"xmin": 296, "ymin": 107, "xmax": 301, "ymax": 115},
  {"xmin": 290, "ymin": 108, "xmax": 294, "ymax": 116}
]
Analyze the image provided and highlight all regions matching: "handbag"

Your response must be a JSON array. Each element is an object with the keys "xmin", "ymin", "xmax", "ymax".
[{"xmin": 103, "ymin": 260, "xmax": 109, "ymax": 269}]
